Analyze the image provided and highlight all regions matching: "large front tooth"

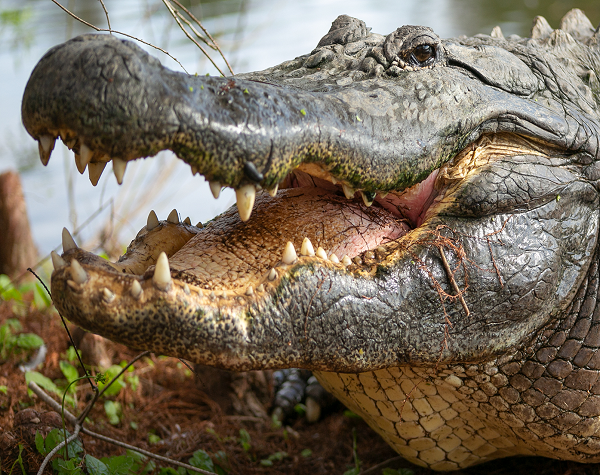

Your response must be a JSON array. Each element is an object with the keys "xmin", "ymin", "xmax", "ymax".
[
  {"xmin": 301, "ymin": 237, "xmax": 315, "ymax": 256},
  {"xmin": 70, "ymin": 260, "xmax": 87, "ymax": 284},
  {"xmin": 113, "ymin": 158, "xmax": 127, "ymax": 185},
  {"xmin": 167, "ymin": 209, "xmax": 179, "ymax": 224},
  {"xmin": 342, "ymin": 184, "xmax": 355, "ymax": 200},
  {"xmin": 38, "ymin": 135, "xmax": 55, "ymax": 166},
  {"xmin": 147, "ymin": 210, "xmax": 159, "ymax": 230},
  {"xmin": 153, "ymin": 252, "xmax": 172, "ymax": 290},
  {"xmin": 131, "ymin": 280, "xmax": 142, "ymax": 299},
  {"xmin": 51, "ymin": 251, "xmax": 66, "ymax": 269},
  {"xmin": 282, "ymin": 241, "xmax": 297, "ymax": 265},
  {"xmin": 209, "ymin": 181, "xmax": 221, "ymax": 199},
  {"xmin": 88, "ymin": 162, "xmax": 107, "ymax": 186},
  {"xmin": 75, "ymin": 144, "xmax": 93, "ymax": 174},
  {"xmin": 62, "ymin": 228, "xmax": 78, "ymax": 252},
  {"xmin": 236, "ymin": 185, "xmax": 256, "ymax": 222}
]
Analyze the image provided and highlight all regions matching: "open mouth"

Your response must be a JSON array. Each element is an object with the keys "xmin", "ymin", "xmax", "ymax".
[{"xmin": 50, "ymin": 132, "xmax": 550, "ymax": 304}]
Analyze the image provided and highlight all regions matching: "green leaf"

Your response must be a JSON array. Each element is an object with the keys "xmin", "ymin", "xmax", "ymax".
[
  {"xmin": 300, "ymin": 449, "xmax": 312, "ymax": 457},
  {"xmin": 260, "ymin": 459, "xmax": 273, "ymax": 466},
  {"xmin": 15, "ymin": 333, "xmax": 44, "ymax": 350},
  {"xmin": 343, "ymin": 468, "xmax": 360, "ymax": 475},
  {"xmin": 97, "ymin": 365, "xmax": 126, "ymax": 396},
  {"xmin": 104, "ymin": 400, "xmax": 122, "ymax": 425},
  {"xmin": 158, "ymin": 468, "xmax": 179, "ymax": 475},
  {"xmin": 57, "ymin": 458, "xmax": 84, "ymax": 475},
  {"xmin": 60, "ymin": 361, "xmax": 79, "ymax": 384},
  {"xmin": 238, "ymin": 429, "xmax": 251, "ymax": 452},
  {"xmin": 35, "ymin": 431, "xmax": 46, "ymax": 455},
  {"xmin": 148, "ymin": 433, "xmax": 161, "ymax": 444},
  {"xmin": 0, "ymin": 385, "xmax": 7, "ymax": 394},
  {"xmin": 189, "ymin": 449, "xmax": 214, "ymax": 472},
  {"xmin": 33, "ymin": 283, "xmax": 51, "ymax": 308},
  {"xmin": 102, "ymin": 454, "xmax": 134, "ymax": 475},
  {"xmin": 25, "ymin": 371, "xmax": 61, "ymax": 397},
  {"xmin": 85, "ymin": 455, "xmax": 109, "ymax": 475}
]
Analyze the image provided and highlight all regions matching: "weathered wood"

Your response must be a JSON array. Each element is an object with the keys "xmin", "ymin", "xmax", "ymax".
[{"xmin": 0, "ymin": 171, "xmax": 37, "ymax": 279}]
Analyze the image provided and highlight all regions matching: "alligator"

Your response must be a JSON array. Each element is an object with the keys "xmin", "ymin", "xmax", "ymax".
[{"xmin": 21, "ymin": 9, "xmax": 600, "ymax": 470}]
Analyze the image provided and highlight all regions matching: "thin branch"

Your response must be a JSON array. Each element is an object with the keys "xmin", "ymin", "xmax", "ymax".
[
  {"xmin": 28, "ymin": 380, "xmax": 214, "ymax": 475},
  {"xmin": 438, "ymin": 246, "xmax": 470, "ymax": 316},
  {"xmin": 97, "ymin": 0, "xmax": 112, "ymax": 32},
  {"xmin": 161, "ymin": 0, "xmax": 226, "ymax": 76},
  {"xmin": 169, "ymin": 0, "xmax": 234, "ymax": 75},
  {"xmin": 51, "ymin": 0, "xmax": 189, "ymax": 74}
]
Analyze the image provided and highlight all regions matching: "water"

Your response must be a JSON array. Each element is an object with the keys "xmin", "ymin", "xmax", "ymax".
[{"xmin": 1, "ymin": 0, "xmax": 598, "ymax": 261}]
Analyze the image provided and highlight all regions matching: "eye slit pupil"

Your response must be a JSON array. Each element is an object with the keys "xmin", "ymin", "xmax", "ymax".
[{"xmin": 414, "ymin": 44, "xmax": 434, "ymax": 63}]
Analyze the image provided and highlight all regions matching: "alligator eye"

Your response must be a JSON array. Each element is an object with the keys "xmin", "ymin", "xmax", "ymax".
[{"xmin": 413, "ymin": 44, "xmax": 435, "ymax": 65}]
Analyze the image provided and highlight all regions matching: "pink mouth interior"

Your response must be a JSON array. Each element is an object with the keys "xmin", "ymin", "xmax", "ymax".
[{"xmin": 167, "ymin": 169, "xmax": 439, "ymax": 290}]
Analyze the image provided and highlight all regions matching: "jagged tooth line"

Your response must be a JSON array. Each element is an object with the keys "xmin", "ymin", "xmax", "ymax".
[
  {"xmin": 236, "ymin": 185, "xmax": 256, "ymax": 222},
  {"xmin": 88, "ymin": 162, "xmax": 106, "ymax": 186},
  {"xmin": 183, "ymin": 283, "xmax": 191, "ymax": 295},
  {"xmin": 153, "ymin": 252, "xmax": 172, "ymax": 290},
  {"xmin": 257, "ymin": 284, "xmax": 264, "ymax": 292},
  {"xmin": 147, "ymin": 210, "xmax": 159, "ymax": 230},
  {"xmin": 38, "ymin": 135, "xmax": 55, "ymax": 166},
  {"xmin": 360, "ymin": 191, "xmax": 374, "ymax": 207},
  {"xmin": 245, "ymin": 286, "xmax": 254, "ymax": 296},
  {"xmin": 301, "ymin": 237, "xmax": 315, "ymax": 256},
  {"xmin": 268, "ymin": 184, "xmax": 279, "ymax": 197},
  {"xmin": 113, "ymin": 158, "xmax": 127, "ymax": 185},
  {"xmin": 183, "ymin": 217, "xmax": 191, "ymax": 225},
  {"xmin": 209, "ymin": 181, "xmax": 221, "ymax": 199},
  {"xmin": 77, "ymin": 144, "xmax": 93, "ymax": 173},
  {"xmin": 282, "ymin": 241, "xmax": 297, "ymax": 265},
  {"xmin": 268, "ymin": 268, "xmax": 277, "ymax": 281},
  {"xmin": 167, "ymin": 209, "xmax": 179, "ymax": 224},
  {"xmin": 51, "ymin": 251, "xmax": 66, "ymax": 270},
  {"xmin": 70, "ymin": 259, "xmax": 87, "ymax": 284},
  {"xmin": 342, "ymin": 255, "xmax": 352, "ymax": 266},
  {"xmin": 330, "ymin": 253, "xmax": 340, "ymax": 263},
  {"xmin": 62, "ymin": 228, "xmax": 78, "ymax": 252}
]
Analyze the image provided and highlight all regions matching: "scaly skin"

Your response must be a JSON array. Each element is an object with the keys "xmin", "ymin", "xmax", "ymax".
[{"xmin": 21, "ymin": 10, "xmax": 600, "ymax": 470}]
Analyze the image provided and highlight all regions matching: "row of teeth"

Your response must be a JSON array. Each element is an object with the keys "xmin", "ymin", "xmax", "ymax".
[
  {"xmin": 51, "ymin": 214, "xmax": 365, "ymax": 303},
  {"xmin": 38, "ymin": 134, "xmax": 385, "ymax": 223}
]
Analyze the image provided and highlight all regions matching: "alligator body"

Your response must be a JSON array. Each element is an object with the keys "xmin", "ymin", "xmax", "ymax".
[{"xmin": 21, "ymin": 10, "xmax": 600, "ymax": 470}]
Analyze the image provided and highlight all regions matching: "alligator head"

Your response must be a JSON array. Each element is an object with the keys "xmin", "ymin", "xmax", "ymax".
[{"xmin": 22, "ymin": 9, "xmax": 600, "ymax": 470}]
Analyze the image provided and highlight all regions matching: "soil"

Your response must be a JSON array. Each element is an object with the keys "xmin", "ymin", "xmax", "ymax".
[{"xmin": 1, "ymin": 299, "xmax": 599, "ymax": 475}]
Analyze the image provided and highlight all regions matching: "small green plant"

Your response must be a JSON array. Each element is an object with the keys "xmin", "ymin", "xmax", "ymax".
[
  {"xmin": 0, "ymin": 274, "xmax": 52, "ymax": 311},
  {"xmin": 260, "ymin": 451, "xmax": 287, "ymax": 466},
  {"xmin": 0, "ymin": 318, "xmax": 44, "ymax": 361},
  {"xmin": 238, "ymin": 429, "xmax": 251, "ymax": 452},
  {"xmin": 343, "ymin": 428, "xmax": 361, "ymax": 475}
]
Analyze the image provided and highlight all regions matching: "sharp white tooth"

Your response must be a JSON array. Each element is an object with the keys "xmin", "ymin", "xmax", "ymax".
[
  {"xmin": 316, "ymin": 247, "xmax": 328, "ymax": 260},
  {"xmin": 331, "ymin": 177, "xmax": 338, "ymax": 185},
  {"xmin": 38, "ymin": 135, "xmax": 55, "ymax": 166},
  {"xmin": 245, "ymin": 286, "xmax": 254, "ymax": 296},
  {"xmin": 342, "ymin": 255, "xmax": 352, "ymax": 266},
  {"xmin": 268, "ymin": 268, "xmax": 277, "ymax": 281},
  {"xmin": 131, "ymin": 280, "xmax": 142, "ymax": 299},
  {"xmin": 282, "ymin": 241, "xmax": 297, "ymax": 265},
  {"xmin": 330, "ymin": 253, "xmax": 340, "ymax": 263},
  {"xmin": 183, "ymin": 283, "xmax": 191, "ymax": 295},
  {"xmin": 67, "ymin": 280, "xmax": 80, "ymax": 291},
  {"xmin": 236, "ymin": 185, "xmax": 256, "ymax": 222},
  {"xmin": 113, "ymin": 158, "xmax": 127, "ymax": 185},
  {"xmin": 75, "ymin": 144, "xmax": 93, "ymax": 174},
  {"xmin": 209, "ymin": 181, "xmax": 221, "ymax": 199},
  {"xmin": 209, "ymin": 291, "xmax": 216, "ymax": 299},
  {"xmin": 257, "ymin": 284, "xmax": 264, "ymax": 292},
  {"xmin": 342, "ymin": 184, "xmax": 355, "ymax": 200},
  {"xmin": 102, "ymin": 288, "xmax": 115, "ymax": 303},
  {"xmin": 59, "ymin": 129, "xmax": 68, "ymax": 142},
  {"xmin": 301, "ymin": 237, "xmax": 315, "ymax": 256},
  {"xmin": 183, "ymin": 217, "xmax": 191, "ymax": 225},
  {"xmin": 377, "ymin": 246, "xmax": 386, "ymax": 253},
  {"xmin": 360, "ymin": 191, "xmax": 374, "ymax": 207},
  {"xmin": 66, "ymin": 138, "xmax": 77, "ymax": 149},
  {"xmin": 379, "ymin": 191, "xmax": 389, "ymax": 198},
  {"xmin": 147, "ymin": 210, "xmax": 159, "ymax": 230},
  {"xmin": 51, "ymin": 251, "xmax": 66, "ymax": 269},
  {"xmin": 268, "ymin": 184, "xmax": 279, "ymax": 197},
  {"xmin": 62, "ymin": 228, "xmax": 78, "ymax": 252},
  {"xmin": 191, "ymin": 164, "xmax": 199, "ymax": 175},
  {"xmin": 88, "ymin": 162, "xmax": 106, "ymax": 186},
  {"xmin": 167, "ymin": 209, "xmax": 179, "ymax": 224},
  {"xmin": 196, "ymin": 222, "xmax": 204, "ymax": 228},
  {"xmin": 153, "ymin": 252, "xmax": 172, "ymax": 290},
  {"xmin": 70, "ymin": 259, "xmax": 87, "ymax": 284}
]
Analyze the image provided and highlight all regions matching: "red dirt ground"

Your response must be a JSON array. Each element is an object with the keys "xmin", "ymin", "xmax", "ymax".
[{"xmin": 1, "ymin": 299, "xmax": 599, "ymax": 475}]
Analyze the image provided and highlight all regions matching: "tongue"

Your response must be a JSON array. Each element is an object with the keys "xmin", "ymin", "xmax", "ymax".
[{"xmin": 168, "ymin": 187, "xmax": 410, "ymax": 291}]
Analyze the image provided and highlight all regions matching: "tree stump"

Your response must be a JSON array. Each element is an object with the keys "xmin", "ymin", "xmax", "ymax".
[{"xmin": 0, "ymin": 171, "xmax": 38, "ymax": 279}]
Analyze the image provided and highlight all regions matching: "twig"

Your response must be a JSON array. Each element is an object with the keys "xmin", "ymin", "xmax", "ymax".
[
  {"xmin": 161, "ymin": 0, "xmax": 226, "ymax": 76},
  {"xmin": 51, "ymin": 0, "xmax": 189, "ymax": 74},
  {"xmin": 37, "ymin": 424, "xmax": 81, "ymax": 475},
  {"xmin": 169, "ymin": 0, "xmax": 234, "ymax": 75},
  {"xmin": 438, "ymin": 246, "xmax": 470, "ymax": 316},
  {"xmin": 97, "ymin": 0, "xmax": 112, "ymax": 32},
  {"xmin": 28, "ymin": 380, "xmax": 214, "ymax": 474}
]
